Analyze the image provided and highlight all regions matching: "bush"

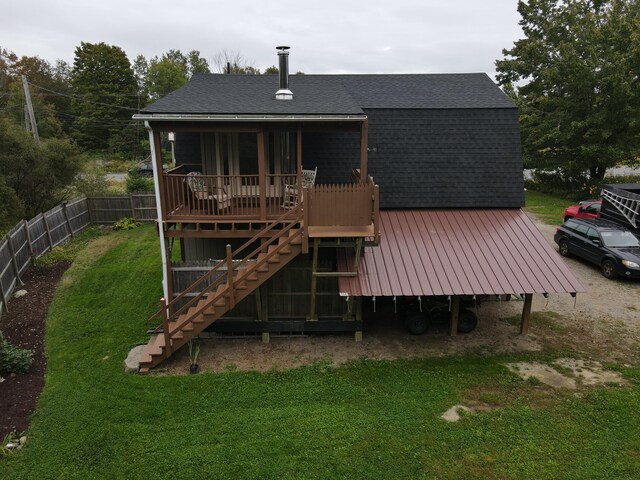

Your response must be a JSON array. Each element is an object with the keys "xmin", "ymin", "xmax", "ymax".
[
  {"xmin": 125, "ymin": 173, "xmax": 154, "ymax": 193},
  {"xmin": 526, "ymin": 170, "xmax": 640, "ymax": 201},
  {"xmin": 73, "ymin": 171, "xmax": 108, "ymax": 197},
  {"xmin": 113, "ymin": 217, "xmax": 140, "ymax": 231},
  {"xmin": 525, "ymin": 170, "xmax": 603, "ymax": 200},
  {"xmin": 0, "ymin": 331, "xmax": 33, "ymax": 375}
]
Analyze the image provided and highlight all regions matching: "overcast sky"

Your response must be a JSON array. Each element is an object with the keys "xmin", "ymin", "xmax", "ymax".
[{"xmin": 3, "ymin": 0, "xmax": 523, "ymax": 78}]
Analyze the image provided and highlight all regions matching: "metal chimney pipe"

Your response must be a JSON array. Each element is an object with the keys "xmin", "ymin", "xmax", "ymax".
[{"xmin": 275, "ymin": 46, "xmax": 293, "ymax": 100}]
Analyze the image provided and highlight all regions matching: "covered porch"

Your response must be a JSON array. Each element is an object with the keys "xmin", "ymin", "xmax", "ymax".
[{"xmin": 147, "ymin": 120, "xmax": 378, "ymax": 237}]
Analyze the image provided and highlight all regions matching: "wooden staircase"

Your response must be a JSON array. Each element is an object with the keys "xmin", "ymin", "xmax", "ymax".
[{"xmin": 139, "ymin": 207, "xmax": 304, "ymax": 373}]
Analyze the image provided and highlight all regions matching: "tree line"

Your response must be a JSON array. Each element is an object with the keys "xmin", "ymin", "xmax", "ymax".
[
  {"xmin": 496, "ymin": 0, "xmax": 640, "ymax": 190},
  {"xmin": 0, "ymin": 43, "xmax": 275, "ymax": 232}
]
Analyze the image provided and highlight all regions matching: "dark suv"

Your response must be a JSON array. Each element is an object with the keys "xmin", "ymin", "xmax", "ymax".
[{"xmin": 554, "ymin": 218, "xmax": 640, "ymax": 279}]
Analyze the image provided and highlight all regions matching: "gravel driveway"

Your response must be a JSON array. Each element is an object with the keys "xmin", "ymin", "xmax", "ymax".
[{"xmin": 529, "ymin": 217, "xmax": 640, "ymax": 328}]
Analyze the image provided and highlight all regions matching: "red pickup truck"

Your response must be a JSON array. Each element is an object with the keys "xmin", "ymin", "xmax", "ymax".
[{"xmin": 563, "ymin": 200, "xmax": 602, "ymax": 222}]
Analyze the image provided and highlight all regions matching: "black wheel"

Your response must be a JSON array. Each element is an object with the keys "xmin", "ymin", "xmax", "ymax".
[
  {"xmin": 601, "ymin": 259, "xmax": 617, "ymax": 279},
  {"xmin": 457, "ymin": 309, "xmax": 478, "ymax": 334},
  {"xmin": 405, "ymin": 312, "xmax": 428, "ymax": 335},
  {"xmin": 558, "ymin": 239, "xmax": 570, "ymax": 257}
]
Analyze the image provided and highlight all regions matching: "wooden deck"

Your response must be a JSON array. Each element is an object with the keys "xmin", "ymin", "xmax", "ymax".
[{"xmin": 307, "ymin": 225, "xmax": 375, "ymax": 238}]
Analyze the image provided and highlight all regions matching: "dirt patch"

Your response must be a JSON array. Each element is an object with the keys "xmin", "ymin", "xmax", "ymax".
[
  {"xmin": 553, "ymin": 358, "xmax": 626, "ymax": 386},
  {"xmin": 441, "ymin": 401, "xmax": 497, "ymax": 422},
  {"xmin": 506, "ymin": 358, "xmax": 625, "ymax": 390},
  {"xmin": 163, "ymin": 306, "xmax": 543, "ymax": 374},
  {"xmin": 506, "ymin": 362, "xmax": 577, "ymax": 389},
  {"xmin": 0, "ymin": 261, "xmax": 71, "ymax": 438}
]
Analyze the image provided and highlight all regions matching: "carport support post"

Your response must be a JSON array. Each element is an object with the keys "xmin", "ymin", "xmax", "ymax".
[
  {"xmin": 449, "ymin": 296, "xmax": 460, "ymax": 337},
  {"xmin": 520, "ymin": 294, "xmax": 533, "ymax": 335}
]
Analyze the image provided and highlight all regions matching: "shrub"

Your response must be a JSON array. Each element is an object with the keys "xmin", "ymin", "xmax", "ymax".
[
  {"xmin": 0, "ymin": 331, "xmax": 33, "ymax": 375},
  {"xmin": 125, "ymin": 173, "xmax": 154, "ymax": 193},
  {"xmin": 112, "ymin": 217, "xmax": 140, "ymax": 231},
  {"xmin": 73, "ymin": 171, "xmax": 108, "ymax": 197}
]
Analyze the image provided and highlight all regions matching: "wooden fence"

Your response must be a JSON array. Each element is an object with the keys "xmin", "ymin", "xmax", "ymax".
[
  {"xmin": 0, "ymin": 193, "xmax": 159, "ymax": 316},
  {"xmin": 87, "ymin": 193, "xmax": 157, "ymax": 223}
]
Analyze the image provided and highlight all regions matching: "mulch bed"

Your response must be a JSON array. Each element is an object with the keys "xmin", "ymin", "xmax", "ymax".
[{"xmin": 0, "ymin": 261, "xmax": 70, "ymax": 439}]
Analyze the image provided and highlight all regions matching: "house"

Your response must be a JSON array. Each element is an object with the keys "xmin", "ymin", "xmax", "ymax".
[{"xmin": 133, "ymin": 46, "xmax": 582, "ymax": 373}]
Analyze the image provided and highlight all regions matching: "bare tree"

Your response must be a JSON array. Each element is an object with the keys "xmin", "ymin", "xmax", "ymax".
[{"xmin": 211, "ymin": 50, "xmax": 260, "ymax": 75}]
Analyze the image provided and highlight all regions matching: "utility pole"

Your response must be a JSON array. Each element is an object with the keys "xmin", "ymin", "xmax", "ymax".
[{"xmin": 21, "ymin": 75, "xmax": 39, "ymax": 143}]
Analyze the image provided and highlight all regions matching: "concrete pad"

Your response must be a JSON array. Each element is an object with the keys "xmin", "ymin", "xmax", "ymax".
[{"xmin": 124, "ymin": 345, "xmax": 146, "ymax": 373}]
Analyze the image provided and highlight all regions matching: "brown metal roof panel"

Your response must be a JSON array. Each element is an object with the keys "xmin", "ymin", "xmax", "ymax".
[
  {"xmin": 338, "ymin": 209, "xmax": 584, "ymax": 297},
  {"xmin": 512, "ymin": 210, "xmax": 584, "ymax": 292}
]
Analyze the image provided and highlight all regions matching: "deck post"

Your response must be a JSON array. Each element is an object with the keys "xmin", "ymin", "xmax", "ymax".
[
  {"xmin": 309, "ymin": 238, "xmax": 320, "ymax": 321},
  {"xmin": 302, "ymin": 187, "xmax": 310, "ymax": 254},
  {"xmin": 297, "ymin": 126, "xmax": 303, "ymax": 204},
  {"xmin": 359, "ymin": 119, "xmax": 368, "ymax": 183},
  {"xmin": 161, "ymin": 297, "xmax": 172, "ymax": 356},
  {"xmin": 449, "ymin": 296, "xmax": 460, "ymax": 337},
  {"xmin": 257, "ymin": 129, "xmax": 267, "ymax": 221},
  {"xmin": 147, "ymin": 122, "xmax": 170, "ymax": 307},
  {"xmin": 226, "ymin": 244, "xmax": 235, "ymax": 309},
  {"xmin": 520, "ymin": 293, "xmax": 533, "ymax": 335}
]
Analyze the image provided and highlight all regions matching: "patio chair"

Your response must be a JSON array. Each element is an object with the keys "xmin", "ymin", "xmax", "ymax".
[
  {"xmin": 283, "ymin": 166, "xmax": 317, "ymax": 208},
  {"xmin": 185, "ymin": 172, "xmax": 231, "ymax": 213}
]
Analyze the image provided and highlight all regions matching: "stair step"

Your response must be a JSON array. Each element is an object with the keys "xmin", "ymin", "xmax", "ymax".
[
  {"xmin": 139, "ymin": 353, "xmax": 152, "ymax": 365},
  {"xmin": 267, "ymin": 245, "xmax": 280, "ymax": 263},
  {"xmin": 172, "ymin": 331, "xmax": 184, "ymax": 340},
  {"xmin": 256, "ymin": 253, "xmax": 269, "ymax": 272},
  {"xmin": 147, "ymin": 334, "xmax": 166, "ymax": 357},
  {"xmin": 235, "ymin": 281, "xmax": 248, "ymax": 290}
]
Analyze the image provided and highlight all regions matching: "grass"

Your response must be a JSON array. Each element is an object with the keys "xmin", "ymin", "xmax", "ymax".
[
  {"xmin": 35, "ymin": 227, "xmax": 105, "ymax": 268},
  {"xmin": 524, "ymin": 190, "xmax": 570, "ymax": 225},
  {"xmin": 2, "ymin": 226, "xmax": 640, "ymax": 479}
]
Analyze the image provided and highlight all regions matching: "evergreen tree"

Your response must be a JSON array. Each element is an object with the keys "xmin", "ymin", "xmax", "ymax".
[
  {"xmin": 496, "ymin": 0, "xmax": 640, "ymax": 179},
  {"xmin": 70, "ymin": 42, "xmax": 138, "ymax": 151}
]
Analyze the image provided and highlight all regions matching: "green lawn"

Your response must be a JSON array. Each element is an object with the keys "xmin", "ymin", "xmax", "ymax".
[
  {"xmin": 524, "ymin": 190, "xmax": 571, "ymax": 225},
  {"xmin": 2, "ymin": 226, "xmax": 640, "ymax": 479}
]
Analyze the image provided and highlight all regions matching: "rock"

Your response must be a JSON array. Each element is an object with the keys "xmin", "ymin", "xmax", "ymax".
[
  {"xmin": 19, "ymin": 436, "xmax": 27, "ymax": 445},
  {"xmin": 0, "ymin": 376, "xmax": 4, "ymax": 383},
  {"xmin": 124, "ymin": 345, "xmax": 147, "ymax": 373},
  {"xmin": 5, "ymin": 443, "xmax": 18, "ymax": 449},
  {"xmin": 13, "ymin": 289, "xmax": 27, "ymax": 298}
]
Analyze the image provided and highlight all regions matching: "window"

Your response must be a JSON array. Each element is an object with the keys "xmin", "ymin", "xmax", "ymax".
[
  {"xmin": 585, "ymin": 203, "xmax": 601, "ymax": 214},
  {"xmin": 587, "ymin": 228, "xmax": 600, "ymax": 242},
  {"xmin": 601, "ymin": 231, "xmax": 640, "ymax": 248},
  {"xmin": 575, "ymin": 224, "xmax": 590, "ymax": 236},
  {"xmin": 564, "ymin": 220, "xmax": 580, "ymax": 232}
]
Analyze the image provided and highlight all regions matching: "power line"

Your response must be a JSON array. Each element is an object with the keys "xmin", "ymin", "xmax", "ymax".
[{"xmin": 28, "ymin": 82, "xmax": 140, "ymax": 112}]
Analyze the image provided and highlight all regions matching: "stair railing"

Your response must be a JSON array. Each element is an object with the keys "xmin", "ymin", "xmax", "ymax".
[{"xmin": 148, "ymin": 204, "xmax": 304, "ymax": 338}]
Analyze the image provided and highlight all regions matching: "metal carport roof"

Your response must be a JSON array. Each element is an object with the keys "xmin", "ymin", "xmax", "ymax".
[{"xmin": 338, "ymin": 209, "xmax": 584, "ymax": 297}]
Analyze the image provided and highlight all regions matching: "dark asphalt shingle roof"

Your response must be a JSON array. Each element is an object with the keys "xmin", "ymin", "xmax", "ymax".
[{"xmin": 141, "ymin": 73, "xmax": 515, "ymax": 115}]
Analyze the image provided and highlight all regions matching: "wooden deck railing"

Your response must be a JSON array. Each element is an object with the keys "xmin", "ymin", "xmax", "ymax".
[
  {"xmin": 162, "ymin": 173, "xmax": 298, "ymax": 220},
  {"xmin": 305, "ymin": 180, "xmax": 379, "ymax": 228},
  {"xmin": 161, "ymin": 171, "xmax": 380, "ymax": 238}
]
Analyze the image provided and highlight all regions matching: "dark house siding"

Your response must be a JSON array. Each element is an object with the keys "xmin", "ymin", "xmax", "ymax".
[
  {"xmin": 301, "ymin": 131, "xmax": 360, "ymax": 185},
  {"xmin": 175, "ymin": 132, "xmax": 201, "ymax": 167},
  {"xmin": 173, "ymin": 107, "xmax": 524, "ymax": 208},
  {"xmin": 365, "ymin": 108, "xmax": 524, "ymax": 208}
]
